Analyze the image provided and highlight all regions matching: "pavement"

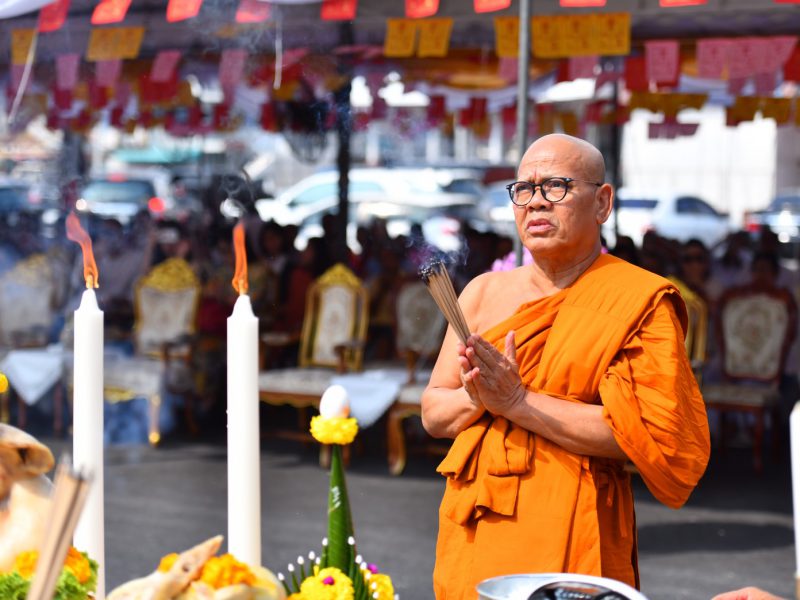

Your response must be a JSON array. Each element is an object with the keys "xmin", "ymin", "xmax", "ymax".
[{"xmin": 33, "ymin": 418, "xmax": 795, "ymax": 600}]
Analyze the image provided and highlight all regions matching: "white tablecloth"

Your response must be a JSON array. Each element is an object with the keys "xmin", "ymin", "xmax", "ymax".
[
  {"xmin": 331, "ymin": 368, "xmax": 409, "ymax": 428},
  {"xmin": 0, "ymin": 345, "xmax": 66, "ymax": 405}
]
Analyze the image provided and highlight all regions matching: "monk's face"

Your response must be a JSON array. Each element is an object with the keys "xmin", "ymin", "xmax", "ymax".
[{"xmin": 514, "ymin": 135, "xmax": 613, "ymax": 262}]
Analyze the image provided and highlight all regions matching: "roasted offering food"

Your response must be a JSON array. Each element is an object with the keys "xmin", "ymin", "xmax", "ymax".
[{"xmin": 108, "ymin": 536, "xmax": 285, "ymax": 600}]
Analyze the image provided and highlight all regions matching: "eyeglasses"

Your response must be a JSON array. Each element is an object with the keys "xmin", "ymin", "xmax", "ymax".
[{"xmin": 505, "ymin": 177, "xmax": 602, "ymax": 206}]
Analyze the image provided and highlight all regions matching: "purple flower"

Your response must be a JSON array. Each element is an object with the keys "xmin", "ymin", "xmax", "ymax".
[
  {"xmin": 323, "ymin": 576, "xmax": 335, "ymax": 585},
  {"xmin": 367, "ymin": 563, "xmax": 379, "ymax": 574}
]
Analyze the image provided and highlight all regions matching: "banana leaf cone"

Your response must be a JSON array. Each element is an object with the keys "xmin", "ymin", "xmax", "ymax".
[{"xmin": 326, "ymin": 444, "xmax": 356, "ymax": 572}]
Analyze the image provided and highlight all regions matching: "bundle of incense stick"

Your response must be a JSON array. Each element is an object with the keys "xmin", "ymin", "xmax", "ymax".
[
  {"xmin": 420, "ymin": 261, "xmax": 470, "ymax": 344},
  {"xmin": 27, "ymin": 457, "xmax": 91, "ymax": 600}
]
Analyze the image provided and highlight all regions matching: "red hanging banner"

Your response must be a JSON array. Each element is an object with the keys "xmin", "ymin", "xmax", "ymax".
[
  {"xmin": 406, "ymin": 0, "xmax": 438, "ymax": 18},
  {"xmin": 659, "ymin": 0, "xmax": 706, "ymax": 5},
  {"xmin": 321, "ymin": 0, "xmax": 357, "ymax": 20},
  {"xmin": 645, "ymin": 40, "xmax": 680, "ymax": 84},
  {"xmin": 474, "ymin": 0, "xmax": 511, "ymax": 13},
  {"xmin": 785, "ymin": 46, "xmax": 800, "ymax": 81},
  {"xmin": 236, "ymin": 0, "xmax": 270, "ymax": 23},
  {"xmin": 91, "ymin": 0, "xmax": 131, "ymax": 25},
  {"xmin": 560, "ymin": 0, "xmax": 606, "ymax": 6},
  {"xmin": 167, "ymin": 0, "xmax": 203, "ymax": 22},
  {"xmin": 39, "ymin": 0, "xmax": 70, "ymax": 33},
  {"xmin": 773, "ymin": 0, "xmax": 800, "ymax": 3},
  {"xmin": 624, "ymin": 55, "xmax": 648, "ymax": 92}
]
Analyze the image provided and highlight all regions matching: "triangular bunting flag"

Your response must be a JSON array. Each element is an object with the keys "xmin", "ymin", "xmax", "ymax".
[
  {"xmin": 560, "ymin": 0, "xmax": 605, "ymax": 5},
  {"xmin": 236, "ymin": 0, "xmax": 270, "ymax": 23},
  {"xmin": 475, "ymin": 0, "xmax": 511, "ymax": 13},
  {"xmin": 56, "ymin": 53, "xmax": 80, "ymax": 90},
  {"xmin": 39, "ymin": 0, "xmax": 70, "ymax": 33},
  {"xmin": 321, "ymin": 0, "xmax": 357, "ymax": 20},
  {"xmin": 417, "ymin": 18, "xmax": 452, "ymax": 57},
  {"xmin": 151, "ymin": 50, "xmax": 181, "ymax": 83},
  {"xmin": 167, "ymin": 0, "xmax": 203, "ymax": 23},
  {"xmin": 406, "ymin": 0, "xmax": 438, "ymax": 18},
  {"xmin": 660, "ymin": 0, "xmax": 706, "ymax": 5},
  {"xmin": 91, "ymin": 0, "xmax": 131, "ymax": 25}
]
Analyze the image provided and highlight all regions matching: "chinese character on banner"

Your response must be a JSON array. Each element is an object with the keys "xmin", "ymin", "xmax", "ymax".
[
  {"xmin": 86, "ymin": 26, "xmax": 144, "ymax": 61},
  {"xmin": 727, "ymin": 38, "xmax": 767, "ymax": 79},
  {"xmin": 560, "ymin": 0, "xmax": 605, "ymax": 6},
  {"xmin": 475, "ymin": 0, "xmax": 511, "ymax": 13},
  {"xmin": 531, "ymin": 16, "xmax": 568, "ymax": 58},
  {"xmin": 659, "ymin": 0, "xmax": 706, "ymax": 5},
  {"xmin": 56, "ymin": 53, "xmax": 80, "ymax": 90},
  {"xmin": 167, "ymin": 0, "xmax": 203, "ymax": 22},
  {"xmin": 384, "ymin": 19, "xmax": 418, "ymax": 57},
  {"xmin": 236, "ymin": 0, "xmax": 270, "ymax": 23},
  {"xmin": 95, "ymin": 59, "xmax": 121, "ymax": 89},
  {"xmin": 91, "ymin": 0, "xmax": 131, "ymax": 25},
  {"xmin": 645, "ymin": 40, "xmax": 680, "ymax": 84},
  {"xmin": 494, "ymin": 16, "xmax": 519, "ymax": 58},
  {"xmin": 151, "ymin": 50, "xmax": 181, "ymax": 83},
  {"xmin": 417, "ymin": 18, "xmax": 452, "ymax": 57},
  {"xmin": 321, "ymin": 0, "xmax": 357, "ymax": 20},
  {"xmin": 406, "ymin": 0, "xmax": 438, "ymax": 18},
  {"xmin": 588, "ymin": 13, "xmax": 630, "ymax": 57},
  {"xmin": 39, "ymin": 0, "xmax": 70, "ymax": 33}
]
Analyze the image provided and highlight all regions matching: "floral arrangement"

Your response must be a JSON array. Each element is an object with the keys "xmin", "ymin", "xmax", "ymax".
[
  {"xmin": 0, "ymin": 546, "xmax": 98, "ymax": 600},
  {"xmin": 279, "ymin": 385, "xmax": 397, "ymax": 600}
]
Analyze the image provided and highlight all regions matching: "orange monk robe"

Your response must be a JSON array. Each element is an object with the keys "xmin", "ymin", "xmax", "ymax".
[{"xmin": 433, "ymin": 255, "xmax": 710, "ymax": 600}]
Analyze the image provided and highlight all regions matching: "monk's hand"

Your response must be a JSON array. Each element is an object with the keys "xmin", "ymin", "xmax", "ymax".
[
  {"xmin": 463, "ymin": 330, "xmax": 527, "ymax": 416},
  {"xmin": 457, "ymin": 340, "xmax": 485, "ymax": 411}
]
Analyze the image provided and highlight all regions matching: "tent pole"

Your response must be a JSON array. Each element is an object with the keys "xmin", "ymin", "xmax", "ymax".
[
  {"xmin": 335, "ymin": 22, "xmax": 354, "ymax": 266},
  {"xmin": 514, "ymin": 0, "xmax": 532, "ymax": 267}
]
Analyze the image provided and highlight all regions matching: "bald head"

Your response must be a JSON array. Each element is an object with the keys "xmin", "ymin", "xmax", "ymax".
[{"xmin": 521, "ymin": 134, "xmax": 606, "ymax": 184}]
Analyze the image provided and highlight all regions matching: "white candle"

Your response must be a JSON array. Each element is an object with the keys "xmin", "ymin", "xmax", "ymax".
[
  {"xmin": 227, "ymin": 293, "xmax": 261, "ymax": 566},
  {"xmin": 72, "ymin": 288, "xmax": 105, "ymax": 599},
  {"xmin": 791, "ymin": 402, "xmax": 800, "ymax": 597}
]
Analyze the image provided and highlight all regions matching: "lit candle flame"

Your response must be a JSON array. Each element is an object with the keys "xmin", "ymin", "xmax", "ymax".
[
  {"xmin": 232, "ymin": 222, "xmax": 248, "ymax": 295},
  {"xmin": 66, "ymin": 212, "xmax": 99, "ymax": 289}
]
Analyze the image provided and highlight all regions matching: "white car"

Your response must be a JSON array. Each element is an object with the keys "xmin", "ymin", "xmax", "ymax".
[
  {"xmin": 255, "ymin": 167, "xmax": 483, "ymax": 252},
  {"xmin": 602, "ymin": 188, "xmax": 731, "ymax": 249}
]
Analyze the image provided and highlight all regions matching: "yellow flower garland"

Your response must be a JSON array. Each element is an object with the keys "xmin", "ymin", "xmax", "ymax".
[
  {"xmin": 309, "ymin": 416, "xmax": 358, "ymax": 445},
  {"xmin": 12, "ymin": 547, "xmax": 92, "ymax": 584},
  {"xmin": 296, "ymin": 567, "xmax": 353, "ymax": 600}
]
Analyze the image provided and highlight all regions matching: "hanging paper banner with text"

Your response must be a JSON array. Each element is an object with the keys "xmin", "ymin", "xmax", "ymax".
[
  {"xmin": 660, "ymin": 0, "xmax": 706, "ymax": 5},
  {"xmin": 56, "ymin": 53, "xmax": 80, "ymax": 90},
  {"xmin": 406, "ymin": 0, "xmax": 438, "ymax": 18},
  {"xmin": 235, "ymin": 0, "xmax": 270, "ymax": 23},
  {"xmin": 417, "ymin": 18, "xmax": 452, "ymax": 57},
  {"xmin": 151, "ymin": 50, "xmax": 181, "ymax": 82},
  {"xmin": 95, "ymin": 59, "xmax": 122, "ymax": 88},
  {"xmin": 11, "ymin": 29, "xmax": 36, "ymax": 65},
  {"xmin": 384, "ymin": 19, "xmax": 418, "ymax": 57},
  {"xmin": 560, "ymin": 0, "xmax": 605, "ymax": 6},
  {"xmin": 494, "ymin": 16, "xmax": 519, "ymax": 58},
  {"xmin": 321, "ymin": 0, "xmax": 357, "ymax": 20},
  {"xmin": 645, "ymin": 40, "xmax": 680, "ymax": 84},
  {"xmin": 167, "ymin": 0, "xmax": 203, "ymax": 22},
  {"xmin": 86, "ymin": 26, "xmax": 144, "ymax": 61},
  {"xmin": 532, "ymin": 13, "xmax": 630, "ymax": 58},
  {"xmin": 696, "ymin": 39, "xmax": 730, "ymax": 79},
  {"xmin": 38, "ymin": 0, "xmax": 70, "ymax": 32}
]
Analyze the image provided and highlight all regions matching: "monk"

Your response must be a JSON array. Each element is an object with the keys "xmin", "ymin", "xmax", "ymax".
[{"xmin": 421, "ymin": 134, "xmax": 711, "ymax": 599}]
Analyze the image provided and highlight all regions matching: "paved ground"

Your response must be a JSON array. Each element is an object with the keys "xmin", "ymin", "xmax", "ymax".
[{"xmin": 37, "ymin": 421, "xmax": 795, "ymax": 600}]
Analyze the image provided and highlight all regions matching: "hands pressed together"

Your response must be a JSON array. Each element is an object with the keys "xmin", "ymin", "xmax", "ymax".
[{"xmin": 458, "ymin": 330, "xmax": 528, "ymax": 417}]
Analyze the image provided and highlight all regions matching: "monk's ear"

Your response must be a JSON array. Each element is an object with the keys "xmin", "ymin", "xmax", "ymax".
[{"xmin": 595, "ymin": 183, "xmax": 614, "ymax": 224}]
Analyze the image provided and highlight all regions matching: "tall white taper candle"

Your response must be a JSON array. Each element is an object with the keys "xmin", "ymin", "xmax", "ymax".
[
  {"xmin": 72, "ymin": 288, "xmax": 105, "ymax": 599},
  {"xmin": 227, "ymin": 293, "xmax": 261, "ymax": 565}
]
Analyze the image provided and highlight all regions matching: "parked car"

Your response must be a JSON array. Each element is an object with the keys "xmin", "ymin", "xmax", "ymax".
[
  {"xmin": 602, "ymin": 188, "xmax": 731, "ymax": 249},
  {"xmin": 743, "ymin": 190, "xmax": 800, "ymax": 245}
]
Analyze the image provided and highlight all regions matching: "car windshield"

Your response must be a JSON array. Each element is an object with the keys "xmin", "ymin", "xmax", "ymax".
[
  {"xmin": 617, "ymin": 198, "xmax": 659, "ymax": 209},
  {"xmin": 0, "ymin": 186, "xmax": 30, "ymax": 212},
  {"xmin": 82, "ymin": 180, "xmax": 156, "ymax": 203},
  {"xmin": 769, "ymin": 195, "xmax": 800, "ymax": 211}
]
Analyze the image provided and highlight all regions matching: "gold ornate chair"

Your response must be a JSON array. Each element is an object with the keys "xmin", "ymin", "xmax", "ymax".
[
  {"xmin": 0, "ymin": 253, "xmax": 64, "ymax": 432},
  {"xmin": 386, "ymin": 281, "xmax": 448, "ymax": 475},
  {"xmin": 701, "ymin": 284, "xmax": 797, "ymax": 474},
  {"xmin": 258, "ymin": 264, "xmax": 369, "ymax": 451},
  {"xmin": 668, "ymin": 277, "xmax": 709, "ymax": 383},
  {"xmin": 102, "ymin": 257, "xmax": 201, "ymax": 446}
]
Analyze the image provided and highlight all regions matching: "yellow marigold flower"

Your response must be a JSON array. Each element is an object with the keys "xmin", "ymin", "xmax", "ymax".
[
  {"xmin": 199, "ymin": 554, "xmax": 256, "ymax": 589},
  {"xmin": 309, "ymin": 416, "xmax": 358, "ymax": 445},
  {"xmin": 0, "ymin": 373, "xmax": 8, "ymax": 394},
  {"xmin": 368, "ymin": 573, "xmax": 395, "ymax": 600},
  {"xmin": 287, "ymin": 594, "xmax": 304, "ymax": 600},
  {"xmin": 13, "ymin": 550, "xmax": 38, "ymax": 579},
  {"xmin": 157, "ymin": 553, "xmax": 179, "ymax": 572},
  {"xmin": 298, "ymin": 567, "xmax": 353, "ymax": 600},
  {"xmin": 64, "ymin": 547, "xmax": 92, "ymax": 584}
]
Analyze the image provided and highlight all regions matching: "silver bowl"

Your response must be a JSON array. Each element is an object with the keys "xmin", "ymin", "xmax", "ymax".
[{"xmin": 477, "ymin": 573, "xmax": 650, "ymax": 600}]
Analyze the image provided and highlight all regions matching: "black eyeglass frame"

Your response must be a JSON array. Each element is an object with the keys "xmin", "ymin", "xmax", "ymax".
[{"xmin": 505, "ymin": 177, "xmax": 603, "ymax": 206}]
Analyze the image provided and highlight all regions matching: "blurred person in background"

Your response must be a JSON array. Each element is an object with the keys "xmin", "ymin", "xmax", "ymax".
[{"xmin": 610, "ymin": 235, "xmax": 640, "ymax": 266}]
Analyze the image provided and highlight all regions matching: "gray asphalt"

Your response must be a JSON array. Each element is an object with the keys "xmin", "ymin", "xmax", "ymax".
[{"xmin": 37, "ymin": 426, "xmax": 794, "ymax": 600}]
